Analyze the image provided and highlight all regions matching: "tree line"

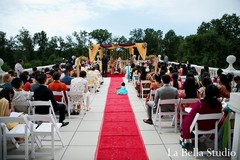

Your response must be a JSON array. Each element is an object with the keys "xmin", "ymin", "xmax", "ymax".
[{"xmin": 0, "ymin": 13, "xmax": 239, "ymax": 71}]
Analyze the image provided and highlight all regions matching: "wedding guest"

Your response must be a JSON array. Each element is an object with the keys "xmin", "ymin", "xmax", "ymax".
[
  {"xmin": 70, "ymin": 71, "xmax": 90, "ymax": 112},
  {"xmin": 143, "ymin": 75, "xmax": 178, "ymax": 125},
  {"xmin": 0, "ymin": 74, "xmax": 12, "ymax": 88},
  {"xmin": 15, "ymin": 59, "xmax": 24, "ymax": 77},
  {"xmin": 34, "ymin": 73, "xmax": 69, "ymax": 127},
  {"xmin": 180, "ymin": 84, "xmax": 222, "ymax": 149},
  {"xmin": 11, "ymin": 77, "xmax": 31, "ymax": 113}
]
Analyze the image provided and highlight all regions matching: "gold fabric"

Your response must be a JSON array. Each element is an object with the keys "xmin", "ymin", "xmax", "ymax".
[
  {"xmin": 89, "ymin": 44, "xmax": 100, "ymax": 62},
  {"xmin": 135, "ymin": 43, "xmax": 147, "ymax": 60}
]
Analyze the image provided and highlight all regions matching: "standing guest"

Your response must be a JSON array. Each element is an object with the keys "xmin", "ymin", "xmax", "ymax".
[
  {"xmin": 48, "ymin": 72, "xmax": 68, "ymax": 102},
  {"xmin": 34, "ymin": 73, "xmax": 69, "ymax": 127},
  {"xmin": 163, "ymin": 54, "xmax": 169, "ymax": 66},
  {"xmin": 0, "ymin": 74, "xmax": 12, "ymax": 88},
  {"xmin": 101, "ymin": 54, "xmax": 109, "ymax": 77},
  {"xmin": 125, "ymin": 63, "xmax": 131, "ymax": 82},
  {"xmin": 143, "ymin": 75, "xmax": 178, "ymax": 125},
  {"xmin": 180, "ymin": 84, "xmax": 222, "ymax": 149},
  {"xmin": 14, "ymin": 59, "xmax": 24, "ymax": 77},
  {"xmin": 70, "ymin": 71, "xmax": 90, "ymax": 112}
]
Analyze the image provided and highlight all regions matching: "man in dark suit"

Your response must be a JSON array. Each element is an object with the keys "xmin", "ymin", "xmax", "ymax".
[
  {"xmin": 101, "ymin": 54, "xmax": 109, "ymax": 77},
  {"xmin": 34, "ymin": 73, "xmax": 69, "ymax": 127},
  {"xmin": 143, "ymin": 74, "xmax": 178, "ymax": 125}
]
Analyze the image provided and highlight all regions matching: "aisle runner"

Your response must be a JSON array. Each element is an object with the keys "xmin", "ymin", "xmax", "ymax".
[{"xmin": 95, "ymin": 77, "xmax": 148, "ymax": 160}]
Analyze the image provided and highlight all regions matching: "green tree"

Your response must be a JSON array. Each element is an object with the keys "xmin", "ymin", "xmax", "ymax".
[
  {"xmin": 89, "ymin": 29, "xmax": 112, "ymax": 44},
  {"xmin": 163, "ymin": 30, "xmax": 182, "ymax": 61},
  {"xmin": 129, "ymin": 28, "xmax": 144, "ymax": 43},
  {"xmin": 143, "ymin": 28, "xmax": 163, "ymax": 55},
  {"xmin": 33, "ymin": 31, "xmax": 48, "ymax": 60}
]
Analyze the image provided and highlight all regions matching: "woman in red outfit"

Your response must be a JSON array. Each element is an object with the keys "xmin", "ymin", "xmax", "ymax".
[{"xmin": 180, "ymin": 84, "xmax": 222, "ymax": 149}]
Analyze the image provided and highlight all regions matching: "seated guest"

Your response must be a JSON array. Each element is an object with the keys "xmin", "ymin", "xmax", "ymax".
[
  {"xmin": 182, "ymin": 76, "xmax": 199, "ymax": 98},
  {"xmin": 198, "ymin": 76, "xmax": 212, "ymax": 98},
  {"xmin": 0, "ymin": 74, "xmax": 12, "ymax": 88},
  {"xmin": 48, "ymin": 72, "xmax": 68, "ymax": 102},
  {"xmin": 11, "ymin": 77, "xmax": 31, "ymax": 113},
  {"xmin": 19, "ymin": 72, "xmax": 31, "ymax": 91},
  {"xmin": 180, "ymin": 84, "xmax": 222, "ymax": 149},
  {"xmin": 233, "ymin": 76, "xmax": 240, "ymax": 92},
  {"xmin": 70, "ymin": 71, "xmax": 90, "ymax": 112},
  {"xmin": 170, "ymin": 72, "xmax": 182, "ymax": 90},
  {"xmin": 143, "ymin": 75, "xmax": 178, "ymax": 125},
  {"xmin": 0, "ymin": 88, "xmax": 14, "ymax": 116},
  {"xmin": 217, "ymin": 74, "xmax": 231, "ymax": 99},
  {"xmin": 87, "ymin": 67, "xmax": 100, "ymax": 92},
  {"xmin": 60, "ymin": 68, "xmax": 73, "ymax": 85},
  {"xmin": 0, "ymin": 88, "xmax": 21, "ymax": 130},
  {"xmin": 34, "ymin": 73, "xmax": 69, "ymax": 127},
  {"xmin": 30, "ymin": 73, "xmax": 41, "ymax": 92}
]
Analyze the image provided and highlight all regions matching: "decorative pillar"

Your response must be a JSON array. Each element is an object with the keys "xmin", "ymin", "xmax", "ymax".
[
  {"xmin": 0, "ymin": 58, "xmax": 4, "ymax": 73},
  {"xmin": 226, "ymin": 55, "xmax": 236, "ymax": 71},
  {"xmin": 227, "ymin": 93, "xmax": 240, "ymax": 160}
]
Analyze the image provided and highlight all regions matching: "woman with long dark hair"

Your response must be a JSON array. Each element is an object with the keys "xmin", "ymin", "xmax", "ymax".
[{"xmin": 180, "ymin": 84, "xmax": 222, "ymax": 149}]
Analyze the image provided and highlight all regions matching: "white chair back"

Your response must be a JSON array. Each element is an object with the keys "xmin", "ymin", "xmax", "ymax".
[
  {"xmin": 154, "ymin": 98, "xmax": 180, "ymax": 133},
  {"xmin": 0, "ymin": 116, "xmax": 30, "ymax": 160},
  {"xmin": 179, "ymin": 98, "xmax": 200, "ymax": 126},
  {"xmin": 190, "ymin": 113, "xmax": 223, "ymax": 158},
  {"xmin": 140, "ymin": 80, "xmax": 151, "ymax": 99},
  {"xmin": 24, "ymin": 114, "xmax": 64, "ymax": 159},
  {"xmin": 66, "ymin": 91, "xmax": 84, "ymax": 117},
  {"xmin": 28, "ymin": 100, "xmax": 57, "ymax": 123}
]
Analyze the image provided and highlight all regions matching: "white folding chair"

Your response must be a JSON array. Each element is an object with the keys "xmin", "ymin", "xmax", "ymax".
[
  {"xmin": 86, "ymin": 75, "xmax": 97, "ymax": 93},
  {"xmin": 179, "ymin": 98, "xmax": 200, "ymax": 126},
  {"xmin": 140, "ymin": 80, "xmax": 151, "ymax": 99},
  {"xmin": 154, "ymin": 98, "xmax": 180, "ymax": 133},
  {"xmin": 28, "ymin": 100, "xmax": 57, "ymax": 123},
  {"xmin": 52, "ymin": 91, "xmax": 66, "ymax": 104},
  {"xmin": 0, "ymin": 117, "xmax": 30, "ymax": 160},
  {"xmin": 66, "ymin": 91, "xmax": 85, "ymax": 116},
  {"xmin": 13, "ymin": 101, "xmax": 31, "ymax": 114},
  {"xmin": 190, "ymin": 113, "xmax": 223, "ymax": 158},
  {"xmin": 24, "ymin": 114, "xmax": 64, "ymax": 159}
]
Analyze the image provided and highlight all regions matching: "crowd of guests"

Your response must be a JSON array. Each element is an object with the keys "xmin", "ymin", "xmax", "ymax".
[
  {"xmin": 129, "ymin": 60, "xmax": 239, "ymax": 150},
  {"xmin": 0, "ymin": 58, "xmax": 104, "ymax": 128}
]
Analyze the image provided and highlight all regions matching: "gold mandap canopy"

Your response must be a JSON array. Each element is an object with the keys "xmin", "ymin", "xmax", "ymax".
[{"xmin": 88, "ymin": 43, "xmax": 147, "ymax": 62}]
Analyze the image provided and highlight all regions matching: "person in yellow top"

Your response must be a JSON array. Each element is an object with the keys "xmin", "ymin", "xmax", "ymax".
[{"xmin": 0, "ymin": 88, "xmax": 20, "ymax": 130}]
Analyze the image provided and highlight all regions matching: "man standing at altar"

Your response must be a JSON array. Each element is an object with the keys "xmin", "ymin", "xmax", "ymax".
[{"xmin": 102, "ymin": 54, "xmax": 109, "ymax": 77}]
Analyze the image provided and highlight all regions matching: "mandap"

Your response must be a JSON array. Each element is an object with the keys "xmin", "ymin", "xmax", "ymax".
[{"xmin": 76, "ymin": 43, "xmax": 147, "ymax": 76}]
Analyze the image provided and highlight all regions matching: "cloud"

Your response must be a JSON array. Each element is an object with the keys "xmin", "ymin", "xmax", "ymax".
[{"xmin": 0, "ymin": 0, "xmax": 239, "ymax": 39}]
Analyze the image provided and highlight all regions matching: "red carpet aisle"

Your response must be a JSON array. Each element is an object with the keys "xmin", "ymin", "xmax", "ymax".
[
  {"xmin": 107, "ymin": 73, "xmax": 125, "ymax": 77},
  {"xmin": 95, "ymin": 77, "xmax": 149, "ymax": 160}
]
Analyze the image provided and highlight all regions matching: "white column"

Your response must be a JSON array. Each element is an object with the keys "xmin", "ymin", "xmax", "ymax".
[{"xmin": 227, "ymin": 93, "xmax": 240, "ymax": 160}]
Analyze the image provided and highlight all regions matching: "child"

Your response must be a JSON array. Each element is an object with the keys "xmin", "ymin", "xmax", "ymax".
[{"xmin": 117, "ymin": 82, "xmax": 128, "ymax": 95}]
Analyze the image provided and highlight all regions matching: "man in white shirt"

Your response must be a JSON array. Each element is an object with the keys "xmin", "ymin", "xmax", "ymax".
[
  {"xmin": 15, "ymin": 59, "xmax": 24, "ymax": 77},
  {"xmin": 70, "ymin": 71, "xmax": 90, "ymax": 112}
]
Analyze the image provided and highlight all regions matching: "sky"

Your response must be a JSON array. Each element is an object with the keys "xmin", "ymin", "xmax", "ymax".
[{"xmin": 0, "ymin": 0, "xmax": 239, "ymax": 39}]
